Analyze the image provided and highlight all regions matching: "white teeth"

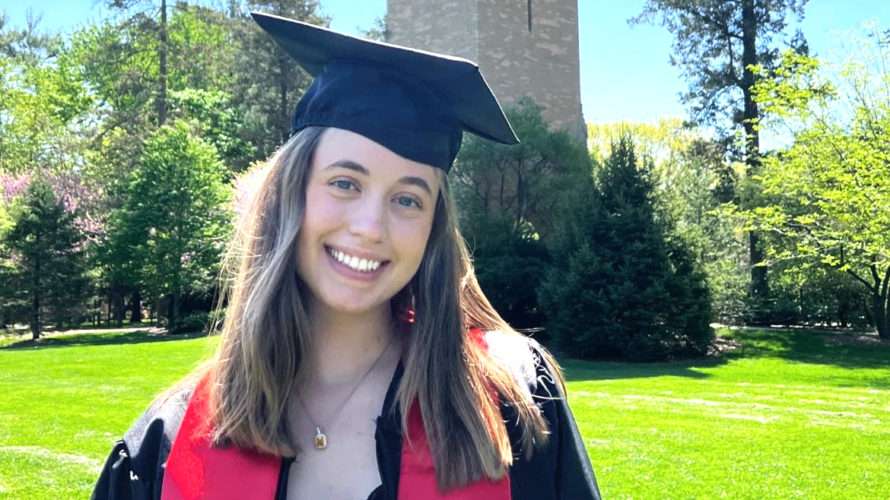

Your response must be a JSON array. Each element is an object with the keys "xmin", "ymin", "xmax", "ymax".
[{"xmin": 328, "ymin": 247, "xmax": 383, "ymax": 273}]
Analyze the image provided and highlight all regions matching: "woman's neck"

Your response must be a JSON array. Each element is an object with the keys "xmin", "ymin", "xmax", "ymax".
[{"xmin": 305, "ymin": 302, "xmax": 398, "ymax": 386}]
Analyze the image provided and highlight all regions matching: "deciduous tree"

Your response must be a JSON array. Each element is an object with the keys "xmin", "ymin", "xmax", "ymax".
[
  {"xmin": 106, "ymin": 122, "xmax": 231, "ymax": 332},
  {"xmin": 744, "ymin": 49, "xmax": 890, "ymax": 337},
  {"xmin": 633, "ymin": 0, "xmax": 810, "ymax": 316},
  {"xmin": 451, "ymin": 99, "xmax": 590, "ymax": 328}
]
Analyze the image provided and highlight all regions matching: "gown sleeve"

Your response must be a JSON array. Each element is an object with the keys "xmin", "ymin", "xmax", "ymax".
[
  {"xmin": 502, "ymin": 337, "xmax": 602, "ymax": 500},
  {"xmin": 91, "ymin": 388, "xmax": 192, "ymax": 500}
]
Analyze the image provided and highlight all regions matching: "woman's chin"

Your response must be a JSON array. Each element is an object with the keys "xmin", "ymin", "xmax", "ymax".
[{"xmin": 319, "ymin": 293, "xmax": 390, "ymax": 317}]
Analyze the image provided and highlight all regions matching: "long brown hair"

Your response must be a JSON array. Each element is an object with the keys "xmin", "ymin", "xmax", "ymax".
[{"xmin": 205, "ymin": 127, "xmax": 556, "ymax": 490}]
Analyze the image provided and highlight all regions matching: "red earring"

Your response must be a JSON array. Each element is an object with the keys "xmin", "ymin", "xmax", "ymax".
[{"xmin": 401, "ymin": 289, "xmax": 416, "ymax": 325}]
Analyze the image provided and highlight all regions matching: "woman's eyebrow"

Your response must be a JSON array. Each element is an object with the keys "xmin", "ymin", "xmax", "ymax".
[
  {"xmin": 398, "ymin": 176, "xmax": 432, "ymax": 196},
  {"xmin": 325, "ymin": 160, "xmax": 432, "ymax": 196},
  {"xmin": 325, "ymin": 159, "xmax": 369, "ymax": 175}
]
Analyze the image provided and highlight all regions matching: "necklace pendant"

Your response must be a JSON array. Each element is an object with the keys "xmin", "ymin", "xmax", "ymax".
[{"xmin": 313, "ymin": 426, "xmax": 328, "ymax": 449}]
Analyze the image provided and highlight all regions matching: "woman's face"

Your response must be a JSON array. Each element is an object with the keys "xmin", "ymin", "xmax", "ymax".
[{"xmin": 296, "ymin": 127, "xmax": 441, "ymax": 317}]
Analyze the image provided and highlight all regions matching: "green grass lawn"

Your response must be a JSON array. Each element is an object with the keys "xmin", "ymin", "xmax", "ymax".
[{"xmin": 0, "ymin": 326, "xmax": 888, "ymax": 499}]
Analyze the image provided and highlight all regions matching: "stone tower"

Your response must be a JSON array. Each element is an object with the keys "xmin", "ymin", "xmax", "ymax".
[{"xmin": 385, "ymin": 0, "xmax": 585, "ymax": 141}]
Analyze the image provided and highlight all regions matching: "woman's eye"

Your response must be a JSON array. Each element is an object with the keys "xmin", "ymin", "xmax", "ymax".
[
  {"xmin": 330, "ymin": 179, "xmax": 358, "ymax": 192},
  {"xmin": 395, "ymin": 195, "xmax": 422, "ymax": 209}
]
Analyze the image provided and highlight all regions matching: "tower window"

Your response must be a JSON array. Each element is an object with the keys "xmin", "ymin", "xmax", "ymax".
[{"xmin": 527, "ymin": 0, "xmax": 533, "ymax": 32}]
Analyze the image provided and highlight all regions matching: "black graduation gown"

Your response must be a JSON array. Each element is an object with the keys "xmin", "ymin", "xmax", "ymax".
[{"xmin": 92, "ymin": 336, "xmax": 601, "ymax": 500}]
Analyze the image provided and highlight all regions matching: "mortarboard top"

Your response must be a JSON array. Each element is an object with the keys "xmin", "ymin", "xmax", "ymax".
[{"xmin": 250, "ymin": 12, "xmax": 519, "ymax": 172}]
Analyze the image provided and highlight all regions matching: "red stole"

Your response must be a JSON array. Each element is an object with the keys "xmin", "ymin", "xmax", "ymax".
[
  {"xmin": 160, "ymin": 375, "xmax": 279, "ymax": 500},
  {"xmin": 161, "ymin": 328, "xmax": 510, "ymax": 499},
  {"xmin": 398, "ymin": 401, "xmax": 511, "ymax": 499}
]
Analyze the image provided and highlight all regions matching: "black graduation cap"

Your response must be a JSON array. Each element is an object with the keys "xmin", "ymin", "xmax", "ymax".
[{"xmin": 250, "ymin": 12, "xmax": 519, "ymax": 172}]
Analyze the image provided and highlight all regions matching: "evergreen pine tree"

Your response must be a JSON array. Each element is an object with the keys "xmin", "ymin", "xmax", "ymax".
[
  {"xmin": 540, "ymin": 135, "xmax": 713, "ymax": 360},
  {"xmin": 4, "ymin": 179, "xmax": 89, "ymax": 339}
]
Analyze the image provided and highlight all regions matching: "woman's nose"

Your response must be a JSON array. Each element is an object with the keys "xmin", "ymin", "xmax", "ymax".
[{"xmin": 347, "ymin": 197, "xmax": 386, "ymax": 243}]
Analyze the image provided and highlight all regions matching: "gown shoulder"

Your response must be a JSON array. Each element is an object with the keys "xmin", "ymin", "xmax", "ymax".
[
  {"xmin": 91, "ymin": 386, "xmax": 193, "ymax": 500},
  {"xmin": 484, "ymin": 330, "xmax": 603, "ymax": 500}
]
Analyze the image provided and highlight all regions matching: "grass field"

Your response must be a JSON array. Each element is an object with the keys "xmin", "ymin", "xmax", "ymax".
[{"xmin": 0, "ymin": 326, "xmax": 888, "ymax": 499}]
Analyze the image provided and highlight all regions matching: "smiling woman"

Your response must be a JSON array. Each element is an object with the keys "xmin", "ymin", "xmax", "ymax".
[
  {"xmin": 296, "ymin": 128, "xmax": 440, "ymax": 319},
  {"xmin": 91, "ymin": 12, "xmax": 601, "ymax": 500}
]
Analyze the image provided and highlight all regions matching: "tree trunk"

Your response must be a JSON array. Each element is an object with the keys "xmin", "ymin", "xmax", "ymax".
[
  {"xmin": 874, "ymin": 295, "xmax": 888, "ymax": 339},
  {"xmin": 105, "ymin": 288, "xmax": 112, "ymax": 326},
  {"xmin": 741, "ymin": 0, "xmax": 769, "ymax": 314},
  {"xmin": 874, "ymin": 265, "xmax": 890, "ymax": 339},
  {"xmin": 157, "ymin": 0, "xmax": 168, "ymax": 126},
  {"xmin": 30, "ymin": 249, "xmax": 41, "ymax": 340},
  {"xmin": 129, "ymin": 289, "xmax": 142, "ymax": 324},
  {"xmin": 837, "ymin": 297, "xmax": 849, "ymax": 328},
  {"xmin": 167, "ymin": 292, "xmax": 178, "ymax": 333},
  {"xmin": 851, "ymin": 264, "xmax": 889, "ymax": 339},
  {"xmin": 112, "ymin": 286, "xmax": 125, "ymax": 326}
]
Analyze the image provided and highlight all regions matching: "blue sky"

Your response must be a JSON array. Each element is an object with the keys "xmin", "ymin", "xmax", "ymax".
[{"xmin": 4, "ymin": 1, "xmax": 889, "ymax": 127}]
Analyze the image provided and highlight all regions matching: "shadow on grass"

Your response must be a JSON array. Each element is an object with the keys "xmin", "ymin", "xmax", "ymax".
[
  {"xmin": 557, "ymin": 326, "xmax": 890, "ymax": 384},
  {"xmin": 1, "ymin": 330, "xmax": 206, "ymax": 350},
  {"xmin": 722, "ymin": 326, "xmax": 890, "ymax": 370},
  {"xmin": 560, "ymin": 356, "xmax": 725, "ymax": 383}
]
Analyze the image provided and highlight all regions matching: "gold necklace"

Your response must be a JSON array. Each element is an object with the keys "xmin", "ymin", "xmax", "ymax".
[{"xmin": 296, "ymin": 336, "xmax": 395, "ymax": 450}]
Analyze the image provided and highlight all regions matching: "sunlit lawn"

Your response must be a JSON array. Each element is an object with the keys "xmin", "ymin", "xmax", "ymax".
[
  {"xmin": 570, "ymin": 328, "xmax": 890, "ymax": 499},
  {"xmin": 0, "ymin": 326, "xmax": 887, "ymax": 499}
]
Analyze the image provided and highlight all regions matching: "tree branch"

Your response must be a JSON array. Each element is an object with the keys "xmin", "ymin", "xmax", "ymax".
[
  {"xmin": 880, "ymin": 263, "xmax": 890, "ymax": 303},
  {"xmin": 846, "ymin": 268, "xmax": 876, "ymax": 293},
  {"xmin": 871, "ymin": 259, "xmax": 881, "ymax": 288}
]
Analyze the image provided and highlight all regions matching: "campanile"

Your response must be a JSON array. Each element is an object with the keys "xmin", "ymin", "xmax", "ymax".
[{"xmin": 386, "ymin": 0, "xmax": 585, "ymax": 140}]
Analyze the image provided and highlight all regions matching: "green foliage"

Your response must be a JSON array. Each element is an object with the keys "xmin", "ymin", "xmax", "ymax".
[
  {"xmin": 4, "ymin": 1, "xmax": 328, "ymax": 331},
  {"xmin": 764, "ymin": 262, "xmax": 871, "ymax": 327},
  {"xmin": 0, "ymin": 30, "xmax": 96, "ymax": 328},
  {"xmin": 172, "ymin": 310, "xmax": 210, "ymax": 334},
  {"xmin": 169, "ymin": 88, "xmax": 256, "ymax": 171},
  {"xmin": 750, "ymin": 49, "xmax": 836, "ymax": 123},
  {"xmin": 670, "ymin": 141, "xmax": 750, "ymax": 323},
  {"xmin": 0, "ymin": 180, "xmax": 90, "ymax": 337},
  {"xmin": 0, "ymin": 26, "xmax": 91, "ymax": 176},
  {"xmin": 590, "ymin": 120, "xmax": 750, "ymax": 323},
  {"xmin": 633, "ymin": 0, "xmax": 812, "ymax": 311},
  {"xmin": 228, "ymin": 1, "xmax": 330, "ymax": 157},
  {"xmin": 744, "ymin": 48, "xmax": 890, "ymax": 337},
  {"xmin": 105, "ymin": 122, "xmax": 232, "ymax": 331},
  {"xmin": 166, "ymin": 4, "xmax": 238, "ymax": 93},
  {"xmin": 72, "ymin": 4, "xmax": 244, "ymax": 180},
  {"xmin": 0, "ymin": 202, "xmax": 13, "ymax": 238},
  {"xmin": 539, "ymin": 136, "xmax": 713, "ymax": 361},
  {"xmin": 452, "ymin": 99, "xmax": 590, "ymax": 328},
  {"xmin": 465, "ymin": 216, "xmax": 550, "ymax": 329},
  {"xmin": 453, "ymin": 98, "xmax": 591, "ymax": 237}
]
